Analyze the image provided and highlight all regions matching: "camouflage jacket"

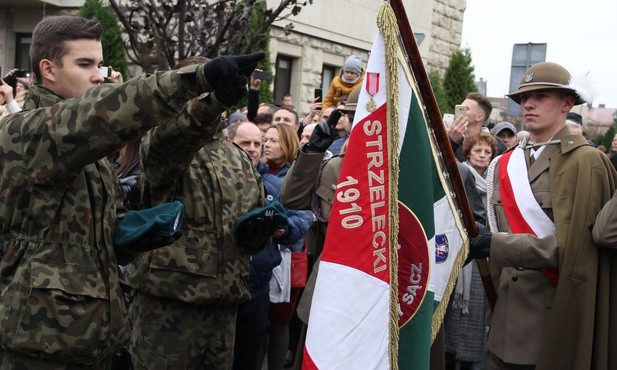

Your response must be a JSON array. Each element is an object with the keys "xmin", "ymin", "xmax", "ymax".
[
  {"xmin": 0, "ymin": 65, "xmax": 218, "ymax": 365},
  {"xmin": 126, "ymin": 106, "xmax": 264, "ymax": 305}
]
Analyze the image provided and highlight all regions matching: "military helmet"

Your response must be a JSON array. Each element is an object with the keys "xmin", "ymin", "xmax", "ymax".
[{"xmin": 507, "ymin": 62, "xmax": 585, "ymax": 105}]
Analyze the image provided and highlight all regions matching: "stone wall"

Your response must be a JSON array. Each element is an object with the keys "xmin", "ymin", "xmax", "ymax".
[
  {"xmin": 268, "ymin": 0, "xmax": 466, "ymax": 114},
  {"xmin": 269, "ymin": 27, "xmax": 370, "ymax": 115},
  {"xmin": 427, "ymin": 0, "xmax": 466, "ymax": 73}
]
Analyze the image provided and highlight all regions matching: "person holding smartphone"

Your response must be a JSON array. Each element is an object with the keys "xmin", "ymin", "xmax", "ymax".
[
  {"xmin": 299, "ymin": 90, "xmax": 324, "ymax": 129},
  {"xmin": 0, "ymin": 78, "xmax": 20, "ymax": 116},
  {"xmin": 447, "ymin": 92, "xmax": 507, "ymax": 162},
  {"xmin": 246, "ymin": 69, "xmax": 272, "ymax": 122}
]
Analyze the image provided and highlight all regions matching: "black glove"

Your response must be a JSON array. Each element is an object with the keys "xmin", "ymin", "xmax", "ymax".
[
  {"xmin": 303, "ymin": 109, "xmax": 342, "ymax": 153},
  {"xmin": 234, "ymin": 201, "xmax": 289, "ymax": 254},
  {"xmin": 467, "ymin": 222, "xmax": 491, "ymax": 263},
  {"xmin": 202, "ymin": 52, "xmax": 265, "ymax": 107}
]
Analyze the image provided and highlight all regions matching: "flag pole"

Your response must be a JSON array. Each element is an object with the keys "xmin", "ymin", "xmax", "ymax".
[{"xmin": 388, "ymin": 0, "xmax": 497, "ymax": 310}]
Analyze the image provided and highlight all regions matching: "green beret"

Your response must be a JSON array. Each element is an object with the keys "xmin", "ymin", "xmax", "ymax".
[
  {"xmin": 114, "ymin": 201, "xmax": 184, "ymax": 251},
  {"xmin": 233, "ymin": 201, "xmax": 288, "ymax": 253}
]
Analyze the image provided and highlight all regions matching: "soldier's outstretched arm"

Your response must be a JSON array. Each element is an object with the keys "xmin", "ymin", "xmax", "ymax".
[
  {"xmin": 9, "ymin": 53, "xmax": 264, "ymax": 185},
  {"xmin": 140, "ymin": 53, "xmax": 265, "ymax": 202}
]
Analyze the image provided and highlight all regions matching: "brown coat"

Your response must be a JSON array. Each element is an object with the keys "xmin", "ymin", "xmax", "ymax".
[
  {"xmin": 592, "ymin": 189, "xmax": 617, "ymax": 248},
  {"xmin": 488, "ymin": 127, "xmax": 617, "ymax": 369}
]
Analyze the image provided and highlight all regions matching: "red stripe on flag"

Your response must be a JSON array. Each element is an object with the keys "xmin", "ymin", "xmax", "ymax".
[
  {"xmin": 397, "ymin": 202, "xmax": 429, "ymax": 327},
  {"xmin": 320, "ymin": 103, "xmax": 390, "ymax": 283},
  {"xmin": 302, "ymin": 346, "xmax": 317, "ymax": 369}
]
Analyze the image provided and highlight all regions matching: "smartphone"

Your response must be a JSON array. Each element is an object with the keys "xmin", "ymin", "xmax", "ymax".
[
  {"xmin": 442, "ymin": 113, "xmax": 455, "ymax": 128},
  {"xmin": 455, "ymin": 104, "xmax": 468, "ymax": 118},
  {"xmin": 99, "ymin": 66, "xmax": 112, "ymax": 78},
  {"xmin": 14, "ymin": 70, "xmax": 30, "ymax": 78},
  {"xmin": 252, "ymin": 70, "xmax": 271, "ymax": 81},
  {"xmin": 314, "ymin": 88, "xmax": 323, "ymax": 102}
]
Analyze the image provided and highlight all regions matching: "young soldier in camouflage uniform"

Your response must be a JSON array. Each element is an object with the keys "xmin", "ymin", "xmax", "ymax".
[
  {"xmin": 124, "ymin": 55, "xmax": 269, "ymax": 369},
  {"xmin": 0, "ymin": 15, "xmax": 264, "ymax": 369}
]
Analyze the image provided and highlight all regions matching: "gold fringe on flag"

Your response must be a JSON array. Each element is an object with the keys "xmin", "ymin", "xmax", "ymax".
[{"xmin": 377, "ymin": 3, "xmax": 401, "ymax": 369}]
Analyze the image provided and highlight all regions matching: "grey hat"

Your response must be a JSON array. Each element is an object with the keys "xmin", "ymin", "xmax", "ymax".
[
  {"xmin": 228, "ymin": 112, "xmax": 246, "ymax": 125},
  {"xmin": 343, "ymin": 55, "xmax": 363, "ymax": 75},
  {"xmin": 491, "ymin": 121, "xmax": 517, "ymax": 136}
]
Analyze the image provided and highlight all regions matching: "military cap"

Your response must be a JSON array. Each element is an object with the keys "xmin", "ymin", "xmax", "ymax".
[
  {"xmin": 508, "ymin": 62, "xmax": 586, "ymax": 105},
  {"xmin": 114, "ymin": 201, "xmax": 184, "ymax": 252}
]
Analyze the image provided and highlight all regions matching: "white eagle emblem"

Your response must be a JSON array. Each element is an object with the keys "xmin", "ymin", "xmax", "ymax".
[{"xmin": 524, "ymin": 72, "xmax": 534, "ymax": 82}]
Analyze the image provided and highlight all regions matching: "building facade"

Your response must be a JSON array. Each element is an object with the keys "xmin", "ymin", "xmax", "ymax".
[{"xmin": 0, "ymin": 0, "xmax": 466, "ymax": 114}]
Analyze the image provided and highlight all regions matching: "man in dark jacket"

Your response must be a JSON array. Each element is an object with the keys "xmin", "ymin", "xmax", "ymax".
[{"xmin": 447, "ymin": 92, "xmax": 507, "ymax": 161}]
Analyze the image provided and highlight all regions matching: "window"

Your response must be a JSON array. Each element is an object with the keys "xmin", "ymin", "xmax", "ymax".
[
  {"xmin": 273, "ymin": 55, "xmax": 293, "ymax": 105},
  {"xmin": 15, "ymin": 33, "xmax": 32, "ymax": 72},
  {"xmin": 321, "ymin": 65, "xmax": 337, "ymax": 93}
]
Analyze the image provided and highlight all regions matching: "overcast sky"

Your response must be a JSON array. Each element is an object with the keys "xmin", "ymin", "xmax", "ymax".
[{"xmin": 461, "ymin": 0, "xmax": 617, "ymax": 108}]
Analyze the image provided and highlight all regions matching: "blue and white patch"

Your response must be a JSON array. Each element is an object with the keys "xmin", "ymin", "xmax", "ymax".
[{"xmin": 435, "ymin": 234, "xmax": 449, "ymax": 263}]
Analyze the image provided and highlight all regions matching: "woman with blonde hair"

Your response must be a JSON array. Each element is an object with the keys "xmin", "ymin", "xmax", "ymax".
[{"xmin": 261, "ymin": 123, "xmax": 312, "ymax": 370}]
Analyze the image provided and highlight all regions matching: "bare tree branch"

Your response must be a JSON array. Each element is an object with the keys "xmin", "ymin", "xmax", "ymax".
[{"xmin": 107, "ymin": 0, "xmax": 313, "ymax": 72}]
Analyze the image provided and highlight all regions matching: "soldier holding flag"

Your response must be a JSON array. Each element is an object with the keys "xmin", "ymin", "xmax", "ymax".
[{"xmin": 470, "ymin": 62, "xmax": 617, "ymax": 369}]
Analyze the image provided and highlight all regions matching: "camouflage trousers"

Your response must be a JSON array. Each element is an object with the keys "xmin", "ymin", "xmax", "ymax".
[
  {"xmin": 0, "ymin": 350, "xmax": 110, "ymax": 370},
  {"xmin": 128, "ymin": 292, "xmax": 238, "ymax": 370}
]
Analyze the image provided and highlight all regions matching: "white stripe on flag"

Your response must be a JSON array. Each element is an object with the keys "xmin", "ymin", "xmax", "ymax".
[
  {"xmin": 352, "ymin": 32, "xmax": 412, "ymax": 156},
  {"xmin": 428, "ymin": 196, "xmax": 465, "ymax": 302},
  {"xmin": 304, "ymin": 261, "xmax": 390, "ymax": 369}
]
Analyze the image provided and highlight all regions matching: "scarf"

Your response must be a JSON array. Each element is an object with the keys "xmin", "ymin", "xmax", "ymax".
[
  {"xmin": 452, "ymin": 162, "xmax": 489, "ymax": 313},
  {"xmin": 341, "ymin": 74, "xmax": 361, "ymax": 85}
]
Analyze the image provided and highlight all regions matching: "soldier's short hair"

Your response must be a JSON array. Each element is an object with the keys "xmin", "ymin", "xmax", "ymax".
[{"xmin": 30, "ymin": 15, "xmax": 103, "ymax": 83}]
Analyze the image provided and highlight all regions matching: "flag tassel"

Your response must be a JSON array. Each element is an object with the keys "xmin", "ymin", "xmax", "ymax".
[{"xmin": 377, "ymin": 3, "xmax": 401, "ymax": 369}]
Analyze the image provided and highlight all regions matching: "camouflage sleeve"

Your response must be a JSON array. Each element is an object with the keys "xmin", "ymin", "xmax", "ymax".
[
  {"xmin": 111, "ymin": 167, "xmax": 139, "ymax": 265},
  {"xmin": 140, "ymin": 92, "xmax": 227, "ymax": 205},
  {"xmin": 11, "ymin": 65, "xmax": 212, "ymax": 185}
]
